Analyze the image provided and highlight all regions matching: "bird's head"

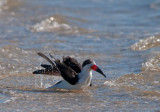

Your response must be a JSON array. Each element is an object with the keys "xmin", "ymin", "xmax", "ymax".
[{"xmin": 82, "ymin": 59, "xmax": 106, "ymax": 78}]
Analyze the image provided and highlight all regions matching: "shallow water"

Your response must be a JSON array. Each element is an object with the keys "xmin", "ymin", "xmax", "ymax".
[{"xmin": 0, "ymin": 0, "xmax": 160, "ymax": 111}]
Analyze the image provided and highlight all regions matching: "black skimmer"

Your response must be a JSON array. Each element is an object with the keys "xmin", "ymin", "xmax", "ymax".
[{"xmin": 33, "ymin": 53, "xmax": 106, "ymax": 90}]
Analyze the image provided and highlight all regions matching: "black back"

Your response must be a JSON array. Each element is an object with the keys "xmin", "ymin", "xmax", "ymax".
[
  {"xmin": 63, "ymin": 56, "xmax": 82, "ymax": 73},
  {"xmin": 33, "ymin": 53, "xmax": 81, "ymax": 85},
  {"xmin": 55, "ymin": 60, "xmax": 79, "ymax": 85}
]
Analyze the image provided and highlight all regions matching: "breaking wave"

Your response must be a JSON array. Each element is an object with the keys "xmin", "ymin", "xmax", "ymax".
[
  {"xmin": 131, "ymin": 34, "xmax": 160, "ymax": 71},
  {"xmin": 30, "ymin": 14, "xmax": 93, "ymax": 35},
  {"xmin": 105, "ymin": 37, "xmax": 160, "ymax": 100},
  {"xmin": 142, "ymin": 54, "xmax": 160, "ymax": 71},
  {"xmin": 104, "ymin": 71, "xmax": 160, "ymax": 101},
  {"xmin": 131, "ymin": 35, "xmax": 160, "ymax": 51}
]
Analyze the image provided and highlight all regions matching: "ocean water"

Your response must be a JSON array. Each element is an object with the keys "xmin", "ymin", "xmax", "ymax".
[{"xmin": 0, "ymin": 0, "xmax": 160, "ymax": 111}]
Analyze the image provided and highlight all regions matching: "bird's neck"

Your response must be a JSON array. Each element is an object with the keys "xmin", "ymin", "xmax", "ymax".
[{"xmin": 78, "ymin": 67, "xmax": 92, "ymax": 86}]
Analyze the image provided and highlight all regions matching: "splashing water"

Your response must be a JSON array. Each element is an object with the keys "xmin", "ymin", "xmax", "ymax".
[
  {"xmin": 30, "ymin": 15, "xmax": 93, "ymax": 35},
  {"xmin": 131, "ymin": 35, "xmax": 160, "ymax": 51},
  {"xmin": 0, "ymin": 0, "xmax": 160, "ymax": 111},
  {"xmin": 142, "ymin": 54, "xmax": 160, "ymax": 71}
]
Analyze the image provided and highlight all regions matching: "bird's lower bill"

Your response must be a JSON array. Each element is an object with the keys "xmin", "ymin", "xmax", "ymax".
[{"xmin": 91, "ymin": 65, "xmax": 106, "ymax": 78}]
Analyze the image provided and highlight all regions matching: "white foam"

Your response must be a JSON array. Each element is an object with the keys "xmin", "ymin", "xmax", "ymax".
[
  {"xmin": 104, "ymin": 80, "xmax": 117, "ymax": 86},
  {"xmin": 142, "ymin": 54, "xmax": 160, "ymax": 71},
  {"xmin": 3, "ymin": 97, "xmax": 17, "ymax": 104},
  {"xmin": 131, "ymin": 35, "xmax": 160, "ymax": 51}
]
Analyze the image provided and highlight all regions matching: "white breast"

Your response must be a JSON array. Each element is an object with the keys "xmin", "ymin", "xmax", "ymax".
[
  {"xmin": 47, "ymin": 64, "xmax": 93, "ymax": 90},
  {"xmin": 77, "ymin": 68, "xmax": 92, "ymax": 89}
]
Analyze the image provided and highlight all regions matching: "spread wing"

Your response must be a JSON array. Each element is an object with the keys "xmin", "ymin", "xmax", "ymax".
[
  {"xmin": 33, "ymin": 64, "xmax": 60, "ymax": 76},
  {"xmin": 33, "ymin": 53, "xmax": 79, "ymax": 85},
  {"xmin": 33, "ymin": 53, "xmax": 61, "ymax": 76},
  {"xmin": 63, "ymin": 56, "xmax": 82, "ymax": 73},
  {"xmin": 55, "ymin": 61, "xmax": 79, "ymax": 85}
]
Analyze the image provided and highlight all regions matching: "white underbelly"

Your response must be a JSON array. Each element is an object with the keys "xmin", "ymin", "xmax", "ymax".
[
  {"xmin": 47, "ymin": 80, "xmax": 84, "ymax": 90},
  {"xmin": 77, "ymin": 73, "xmax": 92, "ymax": 89},
  {"xmin": 47, "ymin": 71, "xmax": 92, "ymax": 90}
]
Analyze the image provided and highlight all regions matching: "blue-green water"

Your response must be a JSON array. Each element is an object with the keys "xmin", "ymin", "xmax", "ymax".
[{"xmin": 0, "ymin": 0, "xmax": 159, "ymax": 111}]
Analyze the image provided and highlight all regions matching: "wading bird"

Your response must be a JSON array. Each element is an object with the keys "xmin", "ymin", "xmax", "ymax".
[{"xmin": 33, "ymin": 53, "xmax": 106, "ymax": 90}]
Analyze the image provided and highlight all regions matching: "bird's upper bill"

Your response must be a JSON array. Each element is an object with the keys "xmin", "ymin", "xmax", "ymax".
[{"xmin": 91, "ymin": 65, "xmax": 106, "ymax": 78}]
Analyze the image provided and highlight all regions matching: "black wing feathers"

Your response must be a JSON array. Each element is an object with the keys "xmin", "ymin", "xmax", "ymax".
[
  {"xmin": 55, "ymin": 61, "xmax": 79, "ymax": 85},
  {"xmin": 37, "ymin": 53, "xmax": 55, "ymax": 66},
  {"xmin": 33, "ymin": 64, "xmax": 60, "ymax": 75},
  {"xmin": 41, "ymin": 64, "xmax": 52, "ymax": 69},
  {"xmin": 33, "ymin": 53, "xmax": 60, "ymax": 75},
  {"xmin": 63, "ymin": 56, "xmax": 82, "ymax": 73},
  {"xmin": 33, "ymin": 53, "xmax": 81, "ymax": 85}
]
